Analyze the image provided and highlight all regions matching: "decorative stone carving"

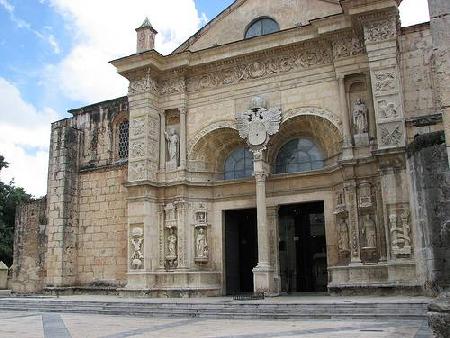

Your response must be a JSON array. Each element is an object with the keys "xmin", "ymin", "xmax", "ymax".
[
  {"xmin": 358, "ymin": 182, "xmax": 373, "ymax": 208},
  {"xmin": 334, "ymin": 190, "xmax": 347, "ymax": 215},
  {"xmin": 235, "ymin": 96, "xmax": 281, "ymax": 150},
  {"xmin": 159, "ymin": 77, "xmax": 185, "ymax": 95},
  {"xmin": 130, "ymin": 141, "xmax": 145, "ymax": 158},
  {"xmin": 165, "ymin": 128, "xmax": 179, "ymax": 170},
  {"xmin": 352, "ymin": 99, "xmax": 369, "ymax": 135},
  {"xmin": 332, "ymin": 33, "xmax": 365, "ymax": 60},
  {"xmin": 364, "ymin": 19, "xmax": 396, "ymax": 43},
  {"xmin": 361, "ymin": 215, "xmax": 377, "ymax": 249},
  {"xmin": 166, "ymin": 228, "xmax": 178, "ymax": 260},
  {"xmin": 129, "ymin": 161, "xmax": 146, "ymax": 181},
  {"xmin": 390, "ymin": 210, "xmax": 412, "ymax": 257},
  {"xmin": 374, "ymin": 71, "xmax": 397, "ymax": 95},
  {"xmin": 130, "ymin": 118, "xmax": 145, "ymax": 137},
  {"xmin": 188, "ymin": 43, "xmax": 332, "ymax": 92},
  {"xmin": 130, "ymin": 226, "xmax": 144, "ymax": 270},
  {"xmin": 378, "ymin": 100, "xmax": 399, "ymax": 119},
  {"xmin": 380, "ymin": 123, "xmax": 403, "ymax": 147},
  {"xmin": 193, "ymin": 203, "xmax": 209, "ymax": 264},
  {"xmin": 164, "ymin": 203, "xmax": 177, "ymax": 228},
  {"xmin": 338, "ymin": 218, "xmax": 350, "ymax": 253},
  {"xmin": 129, "ymin": 68, "xmax": 158, "ymax": 95},
  {"xmin": 187, "ymin": 120, "xmax": 236, "ymax": 158}
]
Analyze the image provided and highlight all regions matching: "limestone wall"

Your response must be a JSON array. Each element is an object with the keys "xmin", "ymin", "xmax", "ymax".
[
  {"xmin": 77, "ymin": 167, "xmax": 128, "ymax": 286},
  {"xmin": 10, "ymin": 198, "xmax": 47, "ymax": 293}
]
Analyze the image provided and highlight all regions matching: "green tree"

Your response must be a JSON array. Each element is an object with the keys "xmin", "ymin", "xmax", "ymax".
[{"xmin": 0, "ymin": 155, "xmax": 31, "ymax": 266}]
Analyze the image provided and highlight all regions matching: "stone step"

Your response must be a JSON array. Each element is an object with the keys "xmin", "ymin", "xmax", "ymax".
[{"xmin": 0, "ymin": 298, "xmax": 429, "ymax": 320}]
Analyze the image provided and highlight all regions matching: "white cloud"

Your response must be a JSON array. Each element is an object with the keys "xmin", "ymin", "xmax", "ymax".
[
  {"xmin": 400, "ymin": 0, "xmax": 430, "ymax": 27},
  {"xmin": 44, "ymin": 0, "xmax": 204, "ymax": 103},
  {"xmin": 0, "ymin": 78, "xmax": 56, "ymax": 197}
]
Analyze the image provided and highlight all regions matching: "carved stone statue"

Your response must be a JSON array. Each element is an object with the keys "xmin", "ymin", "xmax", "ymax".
[
  {"xmin": 130, "ymin": 227, "xmax": 144, "ymax": 270},
  {"xmin": 165, "ymin": 128, "xmax": 179, "ymax": 165},
  {"xmin": 167, "ymin": 228, "xmax": 177, "ymax": 259},
  {"xmin": 352, "ymin": 99, "xmax": 368, "ymax": 135},
  {"xmin": 196, "ymin": 228, "xmax": 208, "ymax": 259},
  {"xmin": 338, "ymin": 218, "xmax": 350, "ymax": 252},
  {"xmin": 362, "ymin": 214, "xmax": 377, "ymax": 248}
]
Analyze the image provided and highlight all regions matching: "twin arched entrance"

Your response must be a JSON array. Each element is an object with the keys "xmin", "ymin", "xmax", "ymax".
[{"xmin": 189, "ymin": 111, "xmax": 342, "ymax": 294}]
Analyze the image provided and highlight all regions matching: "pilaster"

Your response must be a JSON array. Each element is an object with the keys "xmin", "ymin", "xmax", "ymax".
[{"xmin": 363, "ymin": 13, "xmax": 406, "ymax": 150}]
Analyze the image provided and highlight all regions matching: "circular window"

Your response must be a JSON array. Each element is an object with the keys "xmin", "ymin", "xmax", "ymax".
[{"xmin": 245, "ymin": 17, "xmax": 280, "ymax": 39}]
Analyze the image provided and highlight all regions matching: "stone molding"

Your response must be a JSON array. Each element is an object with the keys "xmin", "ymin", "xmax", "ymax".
[
  {"xmin": 282, "ymin": 107, "xmax": 343, "ymax": 135},
  {"xmin": 187, "ymin": 120, "xmax": 237, "ymax": 158}
]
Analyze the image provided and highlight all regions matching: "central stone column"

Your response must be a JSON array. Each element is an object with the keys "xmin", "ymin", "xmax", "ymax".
[
  {"xmin": 235, "ymin": 96, "xmax": 281, "ymax": 296},
  {"xmin": 252, "ymin": 151, "xmax": 277, "ymax": 294}
]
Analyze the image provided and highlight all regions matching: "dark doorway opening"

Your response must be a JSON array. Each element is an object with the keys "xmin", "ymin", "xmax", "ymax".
[
  {"xmin": 279, "ymin": 201, "xmax": 327, "ymax": 293},
  {"xmin": 224, "ymin": 208, "xmax": 258, "ymax": 295}
]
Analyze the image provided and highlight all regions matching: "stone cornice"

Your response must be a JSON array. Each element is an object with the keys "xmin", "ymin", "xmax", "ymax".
[{"xmin": 110, "ymin": 14, "xmax": 352, "ymax": 78}]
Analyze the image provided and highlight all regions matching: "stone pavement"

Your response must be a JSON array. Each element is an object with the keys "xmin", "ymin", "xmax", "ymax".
[{"xmin": 0, "ymin": 310, "xmax": 432, "ymax": 338}]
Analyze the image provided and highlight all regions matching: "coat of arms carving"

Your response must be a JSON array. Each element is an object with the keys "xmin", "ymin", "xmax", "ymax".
[{"xmin": 235, "ymin": 96, "xmax": 282, "ymax": 149}]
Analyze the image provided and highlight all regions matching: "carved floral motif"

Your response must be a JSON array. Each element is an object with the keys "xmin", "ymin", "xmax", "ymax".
[
  {"xmin": 128, "ymin": 68, "xmax": 158, "ymax": 95},
  {"xmin": 374, "ymin": 71, "xmax": 397, "ymax": 95},
  {"xmin": 378, "ymin": 100, "xmax": 399, "ymax": 119},
  {"xmin": 282, "ymin": 107, "xmax": 343, "ymax": 134},
  {"xmin": 188, "ymin": 44, "xmax": 332, "ymax": 92},
  {"xmin": 364, "ymin": 19, "xmax": 396, "ymax": 43},
  {"xmin": 130, "ymin": 118, "xmax": 145, "ymax": 137},
  {"xmin": 332, "ymin": 34, "xmax": 365, "ymax": 59},
  {"xmin": 129, "ymin": 161, "xmax": 146, "ymax": 181},
  {"xmin": 130, "ymin": 141, "xmax": 145, "ymax": 158}
]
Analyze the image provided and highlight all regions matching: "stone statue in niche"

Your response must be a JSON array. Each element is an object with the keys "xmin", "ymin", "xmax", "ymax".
[
  {"xmin": 196, "ymin": 228, "xmax": 208, "ymax": 259},
  {"xmin": 130, "ymin": 227, "xmax": 144, "ymax": 270},
  {"xmin": 352, "ymin": 99, "xmax": 369, "ymax": 135},
  {"xmin": 165, "ymin": 127, "xmax": 179, "ymax": 169},
  {"xmin": 362, "ymin": 214, "xmax": 377, "ymax": 248},
  {"xmin": 338, "ymin": 218, "xmax": 350, "ymax": 252},
  {"xmin": 166, "ymin": 228, "xmax": 177, "ymax": 259},
  {"xmin": 390, "ymin": 210, "xmax": 412, "ymax": 256}
]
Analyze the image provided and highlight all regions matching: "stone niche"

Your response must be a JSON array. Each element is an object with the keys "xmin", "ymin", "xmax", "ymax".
[
  {"xmin": 345, "ymin": 74, "xmax": 374, "ymax": 148},
  {"xmin": 164, "ymin": 109, "xmax": 180, "ymax": 172},
  {"xmin": 192, "ymin": 203, "xmax": 210, "ymax": 265},
  {"xmin": 334, "ymin": 188, "xmax": 351, "ymax": 265}
]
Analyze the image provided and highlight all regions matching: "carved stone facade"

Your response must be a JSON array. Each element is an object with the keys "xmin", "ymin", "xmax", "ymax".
[{"xmin": 11, "ymin": 0, "xmax": 449, "ymax": 299}]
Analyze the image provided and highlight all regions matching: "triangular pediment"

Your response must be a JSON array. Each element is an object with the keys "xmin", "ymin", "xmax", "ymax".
[{"xmin": 174, "ymin": 0, "xmax": 342, "ymax": 54}]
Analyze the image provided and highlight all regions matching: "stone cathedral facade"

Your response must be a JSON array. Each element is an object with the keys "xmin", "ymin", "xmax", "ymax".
[{"xmin": 10, "ymin": 0, "xmax": 450, "ymax": 299}]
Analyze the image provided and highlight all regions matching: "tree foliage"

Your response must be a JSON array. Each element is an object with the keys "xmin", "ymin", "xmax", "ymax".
[{"xmin": 0, "ymin": 155, "xmax": 31, "ymax": 267}]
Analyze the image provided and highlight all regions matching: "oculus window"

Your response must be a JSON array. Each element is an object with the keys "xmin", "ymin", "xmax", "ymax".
[
  {"xmin": 224, "ymin": 147, "xmax": 253, "ymax": 180},
  {"xmin": 245, "ymin": 17, "xmax": 280, "ymax": 39},
  {"xmin": 275, "ymin": 138, "xmax": 325, "ymax": 174}
]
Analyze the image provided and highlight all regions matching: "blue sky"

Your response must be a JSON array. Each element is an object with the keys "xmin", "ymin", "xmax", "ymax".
[{"xmin": 0, "ymin": 0, "xmax": 430, "ymax": 197}]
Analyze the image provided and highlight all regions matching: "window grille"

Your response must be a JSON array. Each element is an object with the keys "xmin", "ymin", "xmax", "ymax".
[{"xmin": 118, "ymin": 120, "xmax": 129, "ymax": 160}]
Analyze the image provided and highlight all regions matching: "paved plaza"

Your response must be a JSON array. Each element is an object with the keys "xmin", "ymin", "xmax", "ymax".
[{"xmin": 0, "ymin": 310, "xmax": 432, "ymax": 338}]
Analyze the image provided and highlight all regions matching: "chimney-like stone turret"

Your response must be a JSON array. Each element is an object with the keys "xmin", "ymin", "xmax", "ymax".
[{"xmin": 136, "ymin": 17, "xmax": 158, "ymax": 53}]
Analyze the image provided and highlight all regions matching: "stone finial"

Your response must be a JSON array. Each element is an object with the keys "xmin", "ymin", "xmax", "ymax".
[{"xmin": 135, "ymin": 17, "xmax": 158, "ymax": 53}]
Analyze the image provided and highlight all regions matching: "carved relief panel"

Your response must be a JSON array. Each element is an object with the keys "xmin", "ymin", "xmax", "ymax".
[
  {"xmin": 129, "ymin": 225, "xmax": 144, "ymax": 270},
  {"xmin": 387, "ymin": 204, "xmax": 413, "ymax": 259}
]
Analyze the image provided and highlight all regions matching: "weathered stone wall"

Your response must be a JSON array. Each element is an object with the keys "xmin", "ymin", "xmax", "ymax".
[
  {"xmin": 407, "ymin": 131, "xmax": 450, "ymax": 294},
  {"xmin": 45, "ymin": 97, "xmax": 129, "ymax": 288},
  {"xmin": 400, "ymin": 24, "xmax": 435, "ymax": 119},
  {"xmin": 9, "ymin": 198, "xmax": 47, "ymax": 293},
  {"xmin": 77, "ymin": 167, "xmax": 128, "ymax": 286}
]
